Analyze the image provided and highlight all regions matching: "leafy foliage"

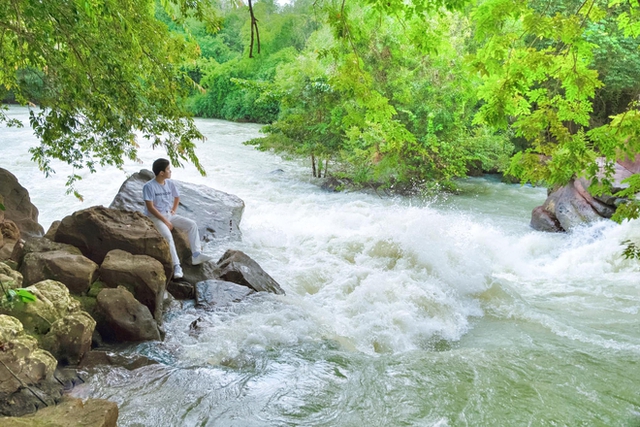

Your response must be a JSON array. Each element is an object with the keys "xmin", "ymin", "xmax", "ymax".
[{"xmin": 0, "ymin": 0, "xmax": 207, "ymax": 194}]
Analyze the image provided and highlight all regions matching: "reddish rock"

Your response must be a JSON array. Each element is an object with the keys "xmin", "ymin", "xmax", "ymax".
[
  {"xmin": 0, "ymin": 168, "xmax": 44, "ymax": 237},
  {"xmin": 54, "ymin": 206, "xmax": 172, "ymax": 278}
]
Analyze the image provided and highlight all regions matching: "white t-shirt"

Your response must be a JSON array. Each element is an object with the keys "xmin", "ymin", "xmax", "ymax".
[{"xmin": 142, "ymin": 179, "xmax": 179, "ymax": 216}]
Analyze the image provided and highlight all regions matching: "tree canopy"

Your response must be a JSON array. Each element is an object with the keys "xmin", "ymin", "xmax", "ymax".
[
  {"xmin": 0, "ymin": 0, "xmax": 206, "ymax": 196},
  {"xmin": 3, "ymin": 0, "xmax": 640, "ymax": 217}
]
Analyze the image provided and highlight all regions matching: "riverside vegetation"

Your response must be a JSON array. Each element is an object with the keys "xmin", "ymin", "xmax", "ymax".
[{"xmin": 1, "ymin": 0, "xmax": 640, "ymax": 210}]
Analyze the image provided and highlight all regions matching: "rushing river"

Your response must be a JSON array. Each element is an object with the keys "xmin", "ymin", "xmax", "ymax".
[{"xmin": 2, "ymin": 106, "xmax": 640, "ymax": 426}]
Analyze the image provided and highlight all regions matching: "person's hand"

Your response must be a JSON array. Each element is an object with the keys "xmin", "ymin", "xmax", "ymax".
[
  {"xmin": 165, "ymin": 221, "xmax": 174, "ymax": 231},
  {"xmin": 170, "ymin": 208, "xmax": 176, "ymax": 216}
]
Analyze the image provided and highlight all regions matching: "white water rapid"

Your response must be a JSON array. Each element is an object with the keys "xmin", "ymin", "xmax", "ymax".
[{"xmin": 2, "ymin": 106, "xmax": 640, "ymax": 426}]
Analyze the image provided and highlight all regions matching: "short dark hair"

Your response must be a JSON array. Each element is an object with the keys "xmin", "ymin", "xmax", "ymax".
[{"xmin": 152, "ymin": 158, "xmax": 170, "ymax": 176}]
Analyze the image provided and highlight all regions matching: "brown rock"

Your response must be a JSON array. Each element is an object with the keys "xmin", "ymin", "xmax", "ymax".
[
  {"xmin": 99, "ymin": 249, "xmax": 166, "ymax": 320},
  {"xmin": 11, "ymin": 237, "xmax": 82, "ymax": 268},
  {"xmin": 167, "ymin": 280, "xmax": 194, "ymax": 300},
  {"xmin": 0, "ymin": 168, "xmax": 44, "ymax": 238},
  {"xmin": 43, "ymin": 221, "xmax": 60, "ymax": 240},
  {"xmin": 1, "ymin": 220, "xmax": 21, "ymax": 241},
  {"xmin": 96, "ymin": 287, "xmax": 160, "ymax": 342},
  {"xmin": 530, "ymin": 206, "xmax": 563, "ymax": 232},
  {"xmin": 217, "ymin": 250, "xmax": 285, "ymax": 295},
  {"xmin": 21, "ymin": 250, "xmax": 99, "ymax": 294},
  {"xmin": 0, "ymin": 239, "xmax": 16, "ymax": 262},
  {"xmin": 54, "ymin": 206, "xmax": 172, "ymax": 278}
]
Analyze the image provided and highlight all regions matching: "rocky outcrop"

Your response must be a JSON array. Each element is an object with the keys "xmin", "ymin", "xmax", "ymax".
[
  {"xmin": 0, "ymin": 280, "xmax": 95, "ymax": 365},
  {"xmin": 95, "ymin": 287, "xmax": 161, "ymax": 342},
  {"xmin": 0, "ymin": 397, "xmax": 118, "ymax": 427},
  {"xmin": 531, "ymin": 157, "xmax": 640, "ymax": 232},
  {"xmin": 217, "ymin": 250, "xmax": 285, "ymax": 295},
  {"xmin": 0, "ymin": 169, "xmax": 44, "ymax": 238},
  {"xmin": 195, "ymin": 279, "xmax": 254, "ymax": 309},
  {"xmin": 54, "ymin": 206, "xmax": 172, "ymax": 277},
  {"xmin": 0, "ymin": 315, "xmax": 61, "ymax": 417},
  {"xmin": 109, "ymin": 169, "xmax": 245, "ymax": 242},
  {"xmin": 1, "ymin": 280, "xmax": 83, "ymax": 335},
  {"xmin": 20, "ymin": 249, "xmax": 99, "ymax": 294},
  {"xmin": 99, "ymin": 249, "xmax": 166, "ymax": 320}
]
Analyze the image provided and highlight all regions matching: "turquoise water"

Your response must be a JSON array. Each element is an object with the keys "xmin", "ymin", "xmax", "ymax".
[{"xmin": 3, "ymin": 106, "xmax": 640, "ymax": 426}]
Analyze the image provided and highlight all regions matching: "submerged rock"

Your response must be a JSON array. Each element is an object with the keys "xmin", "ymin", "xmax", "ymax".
[
  {"xmin": 109, "ymin": 169, "xmax": 245, "ymax": 242},
  {"xmin": 217, "ymin": 249, "xmax": 285, "ymax": 295},
  {"xmin": 195, "ymin": 279, "xmax": 255, "ymax": 309},
  {"xmin": 79, "ymin": 350, "xmax": 159, "ymax": 371},
  {"xmin": 0, "ymin": 397, "xmax": 118, "ymax": 427}
]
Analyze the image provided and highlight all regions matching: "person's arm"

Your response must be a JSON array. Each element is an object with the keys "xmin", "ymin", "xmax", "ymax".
[
  {"xmin": 145, "ymin": 200, "xmax": 173, "ymax": 231},
  {"xmin": 170, "ymin": 197, "xmax": 179, "ymax": 216}
]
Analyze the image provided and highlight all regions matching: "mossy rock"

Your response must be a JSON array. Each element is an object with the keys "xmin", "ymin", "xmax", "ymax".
[{"xmin": 0, "ymin": 261, "xmax": 22, "ymax": 289}]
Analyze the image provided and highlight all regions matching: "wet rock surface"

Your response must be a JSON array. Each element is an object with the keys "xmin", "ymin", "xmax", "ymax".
[
  {"xmin": 195, "ymin": 279, "xmax": 255, "ymax": 309},
  {"xmin": 217, "ymin": 249, "xmax": 285, "ymax": 295}
]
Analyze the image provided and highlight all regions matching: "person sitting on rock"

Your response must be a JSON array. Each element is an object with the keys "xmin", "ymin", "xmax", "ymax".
[{"xmin": 143, "ymin": 158, "xmax": 212, "ymax": 279}]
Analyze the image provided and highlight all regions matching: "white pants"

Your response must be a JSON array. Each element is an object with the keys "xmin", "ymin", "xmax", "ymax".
[{"xmin": 149, "ymin": 213, "xmax": 201, "ymax": 266}]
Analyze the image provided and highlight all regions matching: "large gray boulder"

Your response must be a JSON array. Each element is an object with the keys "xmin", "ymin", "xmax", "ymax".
[
  {"xmin": 95, "ymin": 287, "xmax": 161, "ymax": 342},
  {"xmin": 0, "ymin": 168, "xmax": 44, "ymax": 238},
  {"xmin": 217, "ymin": 250, "xmax": 285, "ymax": 295},
  {"xmin": 54, "ymin": 206, "xmax": 172, "ymax": 278},
  {"xmin": 109, "ymin": 169, "xmax": 245, "ymax": 242},
  {"xmin": 99, "ymin": 249, "xmax": 166, "ymax": 320}
]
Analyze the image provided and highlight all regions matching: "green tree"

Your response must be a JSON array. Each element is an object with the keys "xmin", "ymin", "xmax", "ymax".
[{"xmin": 0, "ymin": 0, "xmax": 207, "ymax": 195}]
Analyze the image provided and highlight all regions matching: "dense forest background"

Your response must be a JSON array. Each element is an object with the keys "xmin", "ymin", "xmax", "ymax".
[{"xmin": 2, "ymin": 0, "xmax": 640, "ymax": 214}]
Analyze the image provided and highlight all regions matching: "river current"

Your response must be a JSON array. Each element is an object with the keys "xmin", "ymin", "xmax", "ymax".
[{"xmin": 2, "ymin": 106, "xmax": 640, "ymax": 426}]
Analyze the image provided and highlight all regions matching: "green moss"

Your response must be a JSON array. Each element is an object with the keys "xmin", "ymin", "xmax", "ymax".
[{"xmin": 87, "ymin": 281, "xmax": 106, "ymax": 298}]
